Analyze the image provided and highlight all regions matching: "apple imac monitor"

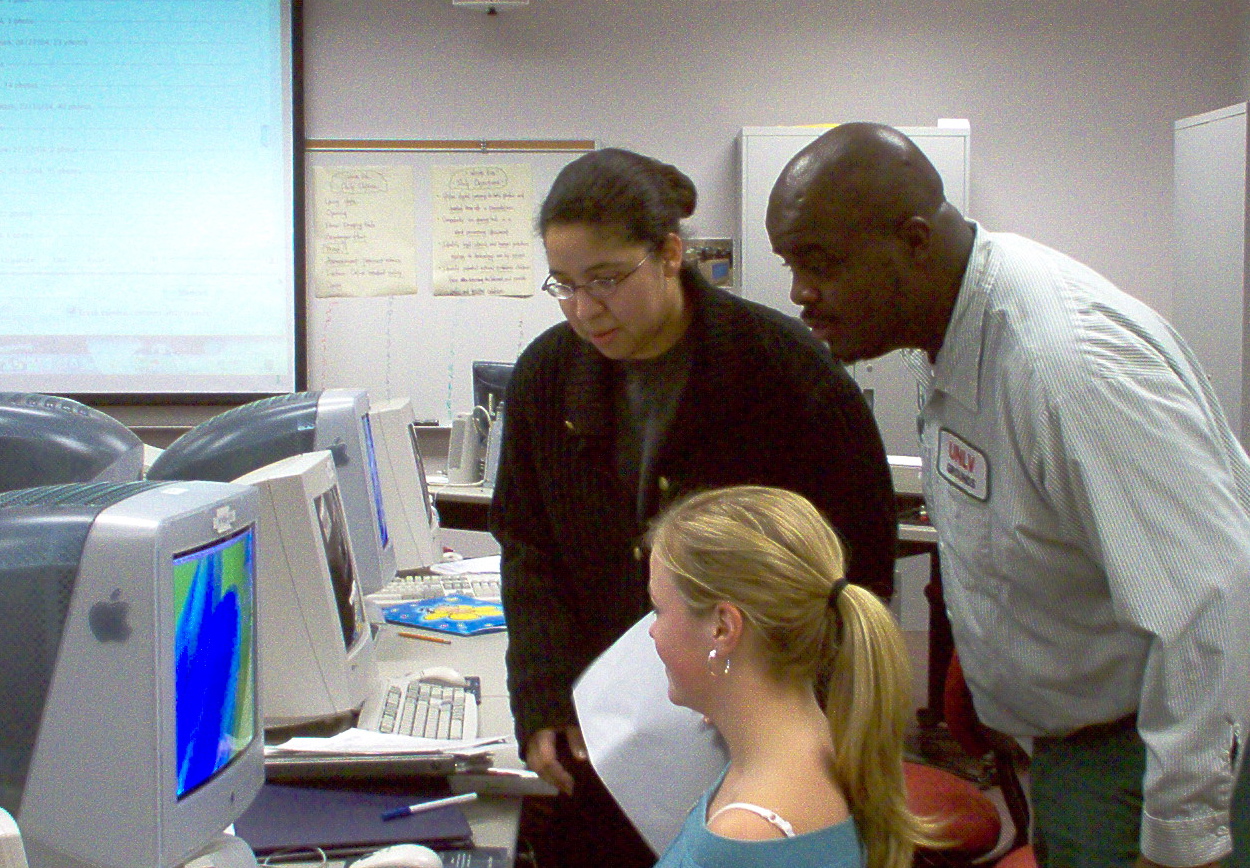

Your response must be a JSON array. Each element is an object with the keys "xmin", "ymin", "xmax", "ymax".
[
  {"xmin": 368, "ymin": 397, "xmax": 441, "ymax": 572},
  {"xmin": 147, "ymin": 389, "xmax": 398, "ymax": 594},
  {"xmin": 233, "ymin": 451, "xmax": 379, "ymax": 729},
  {"xmin": 0, "ymin": 392, "xmax": 144, "ymax": 492},
  {"xmin": 0, "ymin": 479, "xmax": 264, "ymax": 868}
]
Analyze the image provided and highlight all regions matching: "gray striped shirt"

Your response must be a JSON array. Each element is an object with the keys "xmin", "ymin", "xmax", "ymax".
[{"xmin": 918, "ymin": 226, "xmax": 1250, "ymax": 865}]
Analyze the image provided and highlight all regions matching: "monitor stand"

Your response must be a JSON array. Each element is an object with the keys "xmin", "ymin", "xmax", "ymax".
[{"xmin": 180, "ymin": 833, "xmax": 259, "ymax": 868}]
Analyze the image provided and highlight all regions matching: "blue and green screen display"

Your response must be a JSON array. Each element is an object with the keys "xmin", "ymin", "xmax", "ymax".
[
  {"xmin": 362, "ymin": 413, "xmax": 390, "ymax": 550},
  {"xmin": 172, "ymin": 526, "xmax": 257, "ymax": 798}
]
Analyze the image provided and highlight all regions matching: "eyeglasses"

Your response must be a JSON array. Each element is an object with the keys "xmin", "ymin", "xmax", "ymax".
[{"xmin": 541, "ymin": 253, "xmax": 650, "ymax": 300}]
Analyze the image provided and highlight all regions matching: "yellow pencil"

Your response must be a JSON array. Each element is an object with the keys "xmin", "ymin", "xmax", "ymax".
[{"xmin": 397, "ymin": 629, "xmax": 452, "ymax": 645}]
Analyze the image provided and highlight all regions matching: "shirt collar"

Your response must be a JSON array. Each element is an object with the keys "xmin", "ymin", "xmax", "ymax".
[{"xmin": 930, "ymin": 221, "xmax": 995, "ymax": 413}]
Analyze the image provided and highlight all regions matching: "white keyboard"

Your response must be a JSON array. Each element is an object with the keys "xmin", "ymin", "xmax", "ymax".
[
  {"xmin": 374, "ymin": 573, "xmax": 502, "ymax": 602},
  {"xmin": 358, "ymin": 676, "xmax": 479, "ymax": 741}
]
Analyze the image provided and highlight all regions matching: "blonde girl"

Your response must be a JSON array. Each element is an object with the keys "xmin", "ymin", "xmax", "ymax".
[{"xmin": 647, "ymin": 485, "xmax": 941, "ymax": 868}]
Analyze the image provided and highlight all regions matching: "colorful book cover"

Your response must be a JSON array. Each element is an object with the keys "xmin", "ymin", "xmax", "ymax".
[{"xmin": 382, "ymin": 595, "xmax": 506, "ymax": 635}]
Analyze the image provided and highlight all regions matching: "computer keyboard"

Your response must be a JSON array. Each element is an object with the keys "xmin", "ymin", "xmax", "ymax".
[
  {"xmin": 358, "ymin": 677, "xmax": 479, "ymax": 741},
  {"xmin": 375, "ymin": 573, "xmax": 502, "ymax": 602}
]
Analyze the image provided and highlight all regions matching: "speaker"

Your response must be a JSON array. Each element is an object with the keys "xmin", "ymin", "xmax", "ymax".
[{"xmin": 446, "ymin": 411, "xmax": 485, "ymax": 485}]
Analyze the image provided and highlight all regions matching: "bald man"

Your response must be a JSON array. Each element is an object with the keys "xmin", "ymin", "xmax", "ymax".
[{"xmin": 767, "ymin": 122, "xmax": 1250, "ymax": 868}]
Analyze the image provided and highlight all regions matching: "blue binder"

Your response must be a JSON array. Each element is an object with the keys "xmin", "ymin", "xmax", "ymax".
[{"xmin": 233, "ymin": 782, "xmax": 474, "ymax": 858}]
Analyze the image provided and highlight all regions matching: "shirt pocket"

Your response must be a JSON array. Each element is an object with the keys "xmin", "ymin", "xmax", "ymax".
[{"xmin": 931, "ymin": 479, "xmax": 1001, "ymax": 607}]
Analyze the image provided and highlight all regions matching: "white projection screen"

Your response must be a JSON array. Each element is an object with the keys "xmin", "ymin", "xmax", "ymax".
[{"xmin": 0, "ymin": 0, "xmax": 300, "ymax": 399}]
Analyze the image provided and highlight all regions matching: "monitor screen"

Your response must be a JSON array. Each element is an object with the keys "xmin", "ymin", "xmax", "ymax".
[
  {"xmin": 173, "ymin": 527, "xmax": 257, "ymax": 799},
  {"xmin": 0, "ymin": 0, "xmax": 300, "ymax": 399},
  {"xmin": 315, "ymin": 484, "xmax": 367, "ymax": 651},
  {"xmin": 361, "ymin": 412, "xmax": 390, "ymax": 553}
]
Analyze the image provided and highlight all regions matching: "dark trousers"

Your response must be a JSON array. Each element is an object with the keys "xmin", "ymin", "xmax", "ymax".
[
  {"xmin": 1031, "ymin": 718, "xmax": 1144, "ymax": 868},
  {"xmin": 1033, "ymin": 717, "xmax": 1250, "ymax": 867},
  {"xmin": 1232, "ymin": 749, "xmax": 1249, "ymax": 868},
  {"xmin": 519, "ymin": 754, "xmax": 657, "ymax": 868}
]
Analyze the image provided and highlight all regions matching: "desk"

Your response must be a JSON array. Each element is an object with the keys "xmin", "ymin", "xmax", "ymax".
[
  {"xmin": 277, "ymin": 624, "xmax": 554, "ymax": 867},
  {"xmin": 430, "ymin": 454, "xmax": 923, "ymax": 531}
]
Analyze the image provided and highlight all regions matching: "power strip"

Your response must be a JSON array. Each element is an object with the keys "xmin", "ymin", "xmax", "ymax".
[{"xmin": 0, "ymin": 808, "xmax": 28, "ymax": 868}]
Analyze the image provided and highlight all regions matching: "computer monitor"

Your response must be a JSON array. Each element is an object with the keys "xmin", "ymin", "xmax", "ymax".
[
  {"xmin": 147, "ymin": 389, "xmax": 398, "ymax": 594},
  {"xmin": 0, "ymin": 480, "xmax": 264, "ymax": 868},
  {"xmin": 471, "ymin": 361, "xmax": 513, "ymax": 420},
  {"xmin": 368, "ymin": 397, "xmax": 441, "ymax": 572},
  {"xmin": 233, "ymin": 451, "xmax": 379, "ymax": 729},
  {"xmin": 0, "ymin": 392, "xmax": 144, "ymax": 491}
]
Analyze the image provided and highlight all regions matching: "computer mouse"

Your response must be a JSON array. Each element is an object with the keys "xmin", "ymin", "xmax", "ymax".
[
  {"xmin": 419, "ymin": 666, "xmax": 468, "ymax": 688},
  {"xmin": 352, "ymin": 842, "xmax": 443, "ymax": 868}
]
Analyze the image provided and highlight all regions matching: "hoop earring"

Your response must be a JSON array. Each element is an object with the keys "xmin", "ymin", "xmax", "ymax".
[{"xmin": 706, "ymin": 648, "xmax": 731, "ymax": 676}]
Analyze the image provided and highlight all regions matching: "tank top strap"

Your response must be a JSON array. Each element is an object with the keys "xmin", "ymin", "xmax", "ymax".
[{"xmin": 707, "ymin": 802, "xmax": 796, "ymax": 838}]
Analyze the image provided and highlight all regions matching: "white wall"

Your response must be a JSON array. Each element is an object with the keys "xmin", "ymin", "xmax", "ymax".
[
  {"xmin": 303, "ymin": 0, "xmax": 1244, "ymax": 318},
  {"xmin": 1241, "ymin": 0, "xmax": 1250, "ymax": 99}
]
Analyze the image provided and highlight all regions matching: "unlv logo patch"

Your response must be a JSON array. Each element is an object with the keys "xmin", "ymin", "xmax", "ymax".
[{"xmin": 937, "ymin": 429, "xmax": 989, "ymax": 501}]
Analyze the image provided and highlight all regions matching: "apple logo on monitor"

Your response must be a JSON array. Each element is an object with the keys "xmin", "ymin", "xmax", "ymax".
[{"xmin": 89, "ymin": 589, "xmax": 132, "ymax": 642}]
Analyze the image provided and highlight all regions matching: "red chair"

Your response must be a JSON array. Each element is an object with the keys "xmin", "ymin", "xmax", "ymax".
[
  {"xmin": 906, "ymin": 760, "xmax": 1003, "ymax": 864},
  {"xmin": 907, "ymin": 650, "xmax": 1042, "ymax": 865},
  {"xmin": 995, "ymin": 844, "xmax": 1038, "ymax": 868},
  {"xmin": 943, "ymin": 654, "xmax": 1031, "ymax": 851}
]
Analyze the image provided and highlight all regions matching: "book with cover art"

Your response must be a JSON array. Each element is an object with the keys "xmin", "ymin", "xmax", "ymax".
[{"xmin": 383, "ymin": 595, "xmax": 506, "ymax": 636}]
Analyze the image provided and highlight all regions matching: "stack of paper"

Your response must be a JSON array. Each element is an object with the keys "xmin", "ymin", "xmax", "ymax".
[{"xmin": 429, "ymin": 555, "xmax": 501, "ymax": 576}]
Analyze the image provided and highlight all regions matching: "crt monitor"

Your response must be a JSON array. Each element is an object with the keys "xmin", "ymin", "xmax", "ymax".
[
  {"xmin": 147, "ymin": 389, "xmax": 398, "ymax": 594},
  {"xmin": 0, "ymin": 480, "xmax": 264, "ymax": 868},
  {"xmin": 0, "ymin": 392, "xmax": 143, "ymax": 492},
  {"xmin": 471, "ymin": 361, "xmax": 513, "ymax": 420},
  {"xmin": 233, "ymin": 451, "xmax": 379, "ymax": 729},
  {"xmin": 369, "ymin": 397, "xmax": 441, "ymax": 572}
]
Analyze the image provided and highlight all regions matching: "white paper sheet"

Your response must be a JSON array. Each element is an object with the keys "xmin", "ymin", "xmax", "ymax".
[
  {"xmin": 572, "ymin": 613, "xmax": 728, "ymax": 854},
  {"xmin": 264, "ymin": 728, "xmax": 507, "ymax": 756},
  {"xmin": 429, "ymin": 554, "xmax": 501, "ymax": 576}
]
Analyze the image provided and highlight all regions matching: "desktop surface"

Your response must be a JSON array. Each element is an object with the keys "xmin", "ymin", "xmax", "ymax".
[
  {"xmin": 428, "ymin": 456, "xmax": 919, "ymax": 523},
  {"xmin": 264, "ymin": 623, "xmax": 553, "ymax": 868}
]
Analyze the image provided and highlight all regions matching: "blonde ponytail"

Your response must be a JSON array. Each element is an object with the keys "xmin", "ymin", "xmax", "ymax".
[{"xmin": 825, "ymin": 584, "xmax": 943, "ymax": 868}]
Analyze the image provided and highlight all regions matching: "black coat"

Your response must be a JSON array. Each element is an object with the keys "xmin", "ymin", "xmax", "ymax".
[{"xmin": 489, "ymin": 270, "xmax": 897, "ymax": 752}]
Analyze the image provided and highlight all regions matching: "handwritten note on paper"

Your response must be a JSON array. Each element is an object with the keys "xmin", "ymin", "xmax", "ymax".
[
  {"xmin": 312, "ymin": 166, "xmax": 417, "ymax": 298},
  {"xmin": 431, "ymin": 165, "xmax": 535, "ymax": 298}
]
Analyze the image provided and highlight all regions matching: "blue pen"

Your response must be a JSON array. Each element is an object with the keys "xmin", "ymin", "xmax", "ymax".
[{"xmin": 380, "ymin": 791, "xmax": 478, "ymax": 821}]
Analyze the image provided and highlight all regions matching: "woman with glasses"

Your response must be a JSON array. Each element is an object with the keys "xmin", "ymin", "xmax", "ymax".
[{"xmin": 488, "ymin": 147, "xmax": 897, "ymax": 868}]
